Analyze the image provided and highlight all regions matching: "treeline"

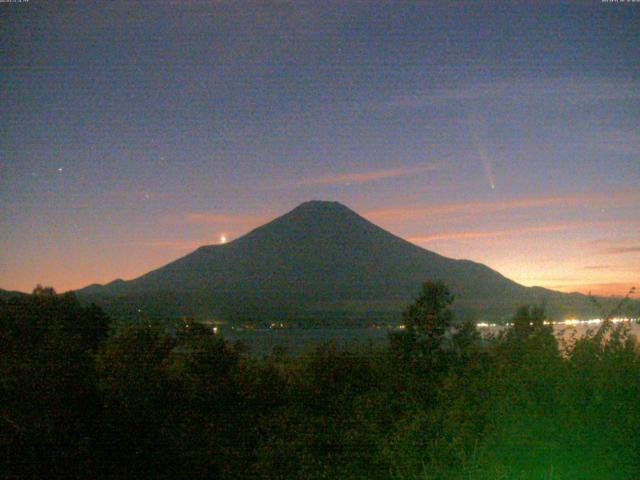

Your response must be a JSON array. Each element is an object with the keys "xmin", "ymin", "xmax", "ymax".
[{"xmin": 1, "ymin": 283, "xmax": 639, "ymax": 479}]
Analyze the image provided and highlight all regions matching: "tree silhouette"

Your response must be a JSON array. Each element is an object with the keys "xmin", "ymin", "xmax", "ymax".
[{"xmin": 403, "ymin": 281, "xmax": 454, "ymax": 340}]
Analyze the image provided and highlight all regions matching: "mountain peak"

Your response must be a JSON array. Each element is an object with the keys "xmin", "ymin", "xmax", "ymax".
[
  {"xmin": 76, "ymin": 200, "xmax": 612, "ymax": 322},
  {"xmin": 266, "ymin": 200, "xmax": 363, "ymax": 230},
  {"xmin": 239, "ymin": 199, "xmax": 371, "ymax": 245},
  {"xmin": 292, "ymin": 200, "xmax": 352, "ymax": 213}
]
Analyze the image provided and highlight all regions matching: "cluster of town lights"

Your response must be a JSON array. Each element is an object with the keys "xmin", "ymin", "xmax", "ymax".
[{"xmin": 476, "ymin": 317, "xmax": 635, "ymax": 328}]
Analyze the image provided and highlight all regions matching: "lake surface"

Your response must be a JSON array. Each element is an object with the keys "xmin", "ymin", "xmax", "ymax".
[
  {"xmin": 219, "ymin": 320, "xmax": 640, "ymax": 356},
  {"xmin": 222, "ymin": 326, "xmax": 390, "ymax": 356}
]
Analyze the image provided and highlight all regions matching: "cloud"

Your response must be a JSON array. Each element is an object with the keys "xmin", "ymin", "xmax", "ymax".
[
  {"xmin": 549, "ymin": 283, "xmax": 637, "ymax": 297},
  {"xmin": 296, "ymin": 164, "xmax": 438, "ymax": 187},
  {"xmin": 599, "ymin": 128, "xmax": 640, "ymax": 156},
  {"xmin": 601, "ymin": 246, "xmax": 640, "ymax": 255},
  {"xmin": 366, "ymin": 189, "xmax": 640, "ymax": 221},
  {"xmin": 159, "ymin": 212, "xmax": 268, "ymax": 226},
  {"xmin": 407, "ymin": 220, "xmax": 607, "ymax": 243},
  {"xmin": 129, "ymin": 240, "xmax": 210, "ymax": 251},
  {"xmin": 383, "ymin": 77, "xmax": 640, "ymax": 110},
  {"xmin": 591, "ymin": 238, "xmax": 640, "ymax": 255},
  {"xmin": 584, "ymin": 265, "xmax": 612, "ymax": 270},
  {"xmin": 524, "ymin": 276, "xmax": 583, "ymax": 283},
  {"xmin": 183, "ymin": 212, "xmax": 262, "ymax": 225}
]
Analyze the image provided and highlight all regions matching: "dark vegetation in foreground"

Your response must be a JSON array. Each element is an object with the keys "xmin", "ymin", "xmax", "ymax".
[{"xmin": 1, "ymin": 284, "xmax": 639, "ymax": 479}]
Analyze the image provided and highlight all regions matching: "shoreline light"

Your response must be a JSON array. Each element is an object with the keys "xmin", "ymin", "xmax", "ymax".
[{"xmin": 475, "ymin": 317, "xmax": 636, "ymax": 328}]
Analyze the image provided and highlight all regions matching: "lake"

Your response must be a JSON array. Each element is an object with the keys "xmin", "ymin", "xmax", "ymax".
[{"xmin": 218, "ymin": 319, "xmax": 640, "ymax": 356}]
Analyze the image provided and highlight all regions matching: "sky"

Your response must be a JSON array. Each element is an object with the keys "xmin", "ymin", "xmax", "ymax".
[{"xmin": 1, "ymin": 1, "xmax": 638, "ymax": 296}]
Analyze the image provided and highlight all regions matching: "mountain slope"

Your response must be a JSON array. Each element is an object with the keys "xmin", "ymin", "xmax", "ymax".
[
  {"xmin": 0, "ymin": 288, "xmax": 27, "ymax": 301},
  {"xmin": 76, "ymin": 201, "xmax": 621, "ymax": 323}
]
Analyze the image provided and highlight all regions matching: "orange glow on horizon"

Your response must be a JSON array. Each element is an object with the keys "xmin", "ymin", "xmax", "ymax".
[
  {"xmin": 538, "ymin": 283, "xmax": 637, "ymax": 297},
  {"xmin": 3, "ymin": 194, "xmax": 638, "ymax": 297}
]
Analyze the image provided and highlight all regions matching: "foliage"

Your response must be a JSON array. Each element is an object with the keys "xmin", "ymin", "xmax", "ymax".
[
  {"xmin": 403, "ymin": 281, "xmax": 455, "ymax": 339},
  {"xmin": 0, "ymin": 287, "xmax": 109, "ymax": 478},
  {"xmin": 1, "ymin": 285, "xmax": 639, "ymax": 479}
]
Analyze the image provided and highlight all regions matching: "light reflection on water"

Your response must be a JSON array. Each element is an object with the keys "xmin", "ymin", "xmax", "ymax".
[
  {"xmin": 478, "ymin": 319, "xmax": 640, "ymax": 337},
  {"xmin": 223, "ymin": 320, "xmax": 639, "ymax": 356}
]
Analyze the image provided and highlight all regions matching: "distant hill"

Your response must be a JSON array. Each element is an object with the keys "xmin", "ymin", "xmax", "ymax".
[
  {"xmin": 0, "ymin": 288, "xmax": 27, "ymax": 301},
  {"xmin": 76, "ymin": 201, "xmax": 635, "ymax": 324}
]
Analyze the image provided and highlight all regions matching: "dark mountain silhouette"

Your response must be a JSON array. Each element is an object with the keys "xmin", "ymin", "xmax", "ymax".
[
  {"xmin": 0, "ymin": 288, "xmax": 27, "ymax": 301},
  {"xmin": 76, "ymin": 201, "xmax": 627, "ymax": 323}
]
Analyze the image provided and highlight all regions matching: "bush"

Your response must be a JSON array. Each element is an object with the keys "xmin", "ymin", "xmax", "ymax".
[{"xmin": 2, "ymin": 286, "xmax": 639, "ymax": 479}]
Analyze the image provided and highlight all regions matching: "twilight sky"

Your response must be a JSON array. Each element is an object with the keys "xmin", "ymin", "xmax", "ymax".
[{"xmin": 1, "ymin": 1, "xmax": 638, "ymax": 296}]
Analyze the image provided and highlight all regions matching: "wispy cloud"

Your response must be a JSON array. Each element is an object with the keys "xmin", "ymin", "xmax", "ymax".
[
  {"xmin": 183, "ymin": 212, "xmax": 264, "ymax": 225},
  {"xmin": 383, "ymin": 77, "xmax": 640, "ymax": 110},
  {"xmin": 590, "ymin": 237, "xmax": 640, "ymax": 256},
  {"xmin": 524, "ymin": 275, "xmax": 583, "ymax": 283},
  {"xmin": 295, "ymin": 165, "xmax": 438, "ymax": 187},
  {"xmin": 584, "ymin": 265, "xmax": 612, "ymax": 270},
  {"xmin": 366, "ymin": 189, "xmax": 640, "ymax": 221},
  {"xmin": 601, "ymin": 246, "xmax": 640, "ymax": 255},
  {"xmin": 159, "ymin": 212, "xmax": 268, "ymax": 226},
  {"xmin": 598, "ymin": 128, "xmax": 640, "ymax": 156},
  {"xmin": 407, "ymin": 220, "xmax": 609, "ymax": 243},
  {"xmin": 549, "ymin": 282, "xmax": 637, "ymax": 297},
  {"xmin": 129, "ymin": 240, "xmax": 211, "ymax": 251}
]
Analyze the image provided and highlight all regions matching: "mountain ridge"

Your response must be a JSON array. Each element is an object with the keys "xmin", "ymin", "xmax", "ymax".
[{"xmin": 76, "ymin": 200, "xmax": 630, "ymax": 323}]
